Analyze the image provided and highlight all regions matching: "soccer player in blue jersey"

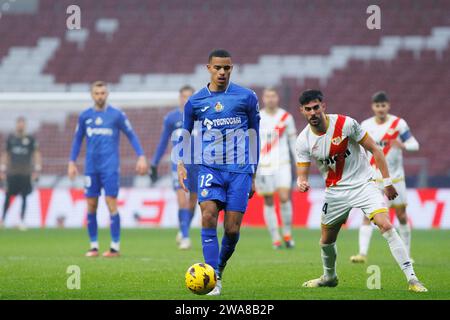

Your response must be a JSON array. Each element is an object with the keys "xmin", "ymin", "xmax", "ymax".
[
  {"xmin": 150, "ymin": 85, "xmax": 198, "ymax": 250},
  {"xmin": 68, "ymin": 81, "xmax": 148, "ymax": 257},
  {"xmin": 178, "ymin": 49, "xmax": 260, "ymax": 295}
]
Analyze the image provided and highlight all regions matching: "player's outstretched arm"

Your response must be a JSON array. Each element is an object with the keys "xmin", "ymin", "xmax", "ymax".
[
  {"xmin": 177, "ymin": 160, "xmax": 188, "ymax": 193},
  {"xmin": 296, "ymin": 164, "xmax": 310, "ymax": 192},
  {"xmin": 359, "ymin": 134, "xmax": 398, "ymax": 200}
]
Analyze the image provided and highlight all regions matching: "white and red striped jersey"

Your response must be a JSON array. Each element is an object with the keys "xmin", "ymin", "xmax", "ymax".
[
  {"xmin": 361, "ymin": 114, "xmax": 418, "ymax": 180},
  {"xmin": 296, "ymin": 114, "xmax": 373, "ymax": 189},
  {"xmin": 258, "ymin": 108, "xmax": 297, "ymax": 173}
]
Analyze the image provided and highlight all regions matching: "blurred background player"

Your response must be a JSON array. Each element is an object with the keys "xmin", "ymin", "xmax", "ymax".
[
  {"xmin": 255, "ymin": 88, "xmax": 297, "ymax": 249},
  {"xmin": 68, "ymin": 81, "xmax": 148, "ymax": 257},
  {"xmin": 178, "ymin": 49, "xmax": 260, "ymax": 295},
  {"xmin": 351, "ymin": 91, "xmax": 419, "ymax": 263},
  {"xmin": 0, "ymin": 117, "xmax": 42, "ymax": 230},
  {"xmin": 296, "ymin": 89, "xmax": 426, "ymax": 292},
  {"xmin": 150, "ymin": 85, "xmax": 198, "ymax": 250}
]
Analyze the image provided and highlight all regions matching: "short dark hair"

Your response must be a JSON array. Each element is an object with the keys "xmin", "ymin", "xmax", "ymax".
[
  {"xmin": 179, "ymin": 85, "xmax": 195, "ymax": 93},
  {"xmin": 208, "ymin": 49, "xmax": 231, "ymax": 62},
  {"xmin": 372, "ymin": 91, "xmax": 389, "ymax": 103},
  {"xmin": 299, "ymin": 89, "xmax": 324, "ymax": 105}
]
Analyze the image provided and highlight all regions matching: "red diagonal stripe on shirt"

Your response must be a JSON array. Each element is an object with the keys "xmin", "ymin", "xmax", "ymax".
[
  {"xmin": 370, "ymin": 117, "xmax": 401, "ymax": 167},
  {"xmin": 325, "ymin": 115, "xmax": 348, "ymax": 187},
  {"xmin": 261, "ymin": 112, "xmax": 290, "ymax": 157}
]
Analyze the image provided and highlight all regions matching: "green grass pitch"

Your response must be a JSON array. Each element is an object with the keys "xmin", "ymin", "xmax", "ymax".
[{"xmin": 0, "ymin": 228, "xmax": 449, "ymax": 300}]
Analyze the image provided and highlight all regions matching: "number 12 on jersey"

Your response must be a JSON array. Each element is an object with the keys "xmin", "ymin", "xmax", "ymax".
[{"xmin": 200, "ymin": 174, "xmax": 213, "ymax": 188}]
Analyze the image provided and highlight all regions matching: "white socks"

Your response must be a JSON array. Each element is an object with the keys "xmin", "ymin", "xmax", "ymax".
[
  {"xmin": 359, "ymin": 224, "xmax": 373, "ymax": 256},
  {"xmin": 360, "ymin": 222, "xmax": 411, "ymax": 257},
  {"xmin": 382, "ymin": 228, "xmax": 417, "ymax": 282},
  {"xmin": 280, "ymin": 201, "xmax": 293, "ymax": 238},
  {"xmin": 321, "ymin": 242, "xmax": 337, "ymax": 280},
  {"xmin": 264, "ymin": 204, "xmax": 281, "ymax": 243},
  {"xmin": 397, "ymin": 223, "xmax": 411, "ymax": 255},
  {"xmin": 90, "ymin": 241, "xmax": 99, "ymax": 250},
  {"xmin": 111, "ymin": 242, "xmax": 120, "ymax": 251}
]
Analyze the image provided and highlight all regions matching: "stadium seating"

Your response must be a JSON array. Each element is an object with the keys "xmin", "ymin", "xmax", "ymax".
[{"xmin": 0, "ymin": 0, "xmax": 448, "ymax": 180}]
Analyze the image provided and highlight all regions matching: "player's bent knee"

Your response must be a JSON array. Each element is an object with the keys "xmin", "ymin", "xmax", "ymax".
[
  {"xmin": 376, "ymin": 220, "xmax": 393, "ymax": 233},
  {"xmin": 264, "ymin": 196, "xmax": 274, "ymax": 206},
  {"xmin": 278, "ymin": 190, "xmax": 290, "ymax": 203},
  {"xmin": 201, "ymin": 208, "xmax": 219, "ymax": 228},
  {"xmin": 395, "ymin": 209, "xmax": 408, "ymax": 224}
]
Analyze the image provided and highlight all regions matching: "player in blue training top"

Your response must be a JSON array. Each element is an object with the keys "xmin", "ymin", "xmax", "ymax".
[
  {"xmin": 150, "ymin": 85, "xmax": 199, "ymax": 250},
  {"xmin": 68, "ymin": 81, "xmax": 148, "ymax": 258},
  {"xmin": 178, "ymin": 49, "xmax": 260, "ymax": 296}
]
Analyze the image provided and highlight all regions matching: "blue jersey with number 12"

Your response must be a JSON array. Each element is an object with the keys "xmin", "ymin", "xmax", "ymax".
[{"xmin": 183, "ymin": 82, "xmax": 260, "ymax": 174}]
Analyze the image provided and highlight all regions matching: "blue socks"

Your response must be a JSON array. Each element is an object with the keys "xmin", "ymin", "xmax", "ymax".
[
  {"xmin": 87, "ymin": 212, "xmax": 98, "ymax": 246},
  {"xmin": 201, "ymin": 228, "xmax": 219, "ymax": 271},
  {"xmin": 201, "ymin": 228, "xmax": 241, "ymax": 276},
  {"xmin": 218, "ymin": 232, "xmax": 240, "ymax": 272},
  {"xmin": 179, "ymin": 209, "xmax": 193, "ymax": 239},
  {"xmin": 87, "ymin": 212, "xmax": 121, "ymax": 251},
  {"xmin": 110, "ymin": 213, "xmax": 121, "ymax": 247}
]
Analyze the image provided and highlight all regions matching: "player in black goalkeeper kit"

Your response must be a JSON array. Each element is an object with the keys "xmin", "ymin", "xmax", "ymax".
[{"xmin": 0, "ymin": 117, "xmax": 42, "ymax": 230}]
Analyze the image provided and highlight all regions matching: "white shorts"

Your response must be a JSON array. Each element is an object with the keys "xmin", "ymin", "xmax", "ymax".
[
  {"xmin": 376, "ymin": 178, "xmax": 407, "ymax": 208},
  {"xmin": 322, "ymin": 181, "xmax": 388, "ymax": 227},
  {"xmin": 255, "ymin": 163, "xmax": 292, "ymax": 195}
]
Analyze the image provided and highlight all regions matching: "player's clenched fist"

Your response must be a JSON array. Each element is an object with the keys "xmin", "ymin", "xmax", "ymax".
[
  {"xmin": 135, "ymin": 156, "xmax": 148, "ymax": 175},
  {"xmin": 297, "ymin": 177, "xmax": 310, "ymax": 192},
  {"xmin": 384, "ymin": 185, "xmax": 398, "ymax": 200},
  {"xmin": 68, "ymin": 161, "xmax": 79, "ymax": 180}
]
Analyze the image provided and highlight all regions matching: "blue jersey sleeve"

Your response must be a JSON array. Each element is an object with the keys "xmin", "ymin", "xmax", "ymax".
[
  {"xmin": 118, "ymin": 111, "xmax": 144, "ymax": 157},
  {"xmin": 151, "ymin": 114, "xmax": 172, "ymax": 166},
  {"xmin": 69, "ymin": 114, "xmax": 86, "ymax": 162},
  {"xmin": 183, "ymin": 100, "xmax": 195, "ymax": 133},
  {"xmin": 247, "ymin": 92, "xmax": 261, "ymax": 169}
]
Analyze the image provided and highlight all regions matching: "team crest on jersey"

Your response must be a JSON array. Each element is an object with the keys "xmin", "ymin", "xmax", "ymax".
[
  {"xmin": 201, "ymin": 189, "xmax": 209, "ymax": 197},
  {"xmin": 331, "ymin": 136, "xmax": 343, "ymax": 145},
  {"xmin": 95, "ymin": 117, "xmax": 103, "ymax": 125},
  {"xmin": 22, "ymin": 137, "xmax": 29, "ymax": 145},
  {"xmin": 214, "ymin": 102, "xmax": 224, "ymax": 112}
]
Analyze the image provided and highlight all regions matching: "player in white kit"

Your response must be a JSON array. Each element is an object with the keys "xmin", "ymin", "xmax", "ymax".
[
  {"xmin": 296, "ymin": 89, "xmax": 426, "ymax": 292},
  {"xmin": 255, "ymin": 88, "xmax": 297, "ymax": 249},
  {"xmin": 351, "ymin": 92, "xmax": 419, "ymax": 263}
]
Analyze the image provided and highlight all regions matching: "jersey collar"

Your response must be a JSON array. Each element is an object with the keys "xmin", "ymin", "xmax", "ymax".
[
  {"xmin": 92, "ymin": 104, "xmax": 110, "ymax": 112},
  {"xmin": 206, "ymin": 82, "xmax": 232, "ymax": 95}
]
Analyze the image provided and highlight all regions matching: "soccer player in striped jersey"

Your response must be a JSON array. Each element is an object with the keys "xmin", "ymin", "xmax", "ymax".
[
  {"xmin": 296, "ymin": 89, "xmax": 426, "ymax": 292},
  {"xmin": 68, "ymin": 81, "xmax": 148, "ymax": 257},
  {"xmin": 150, "ymin": 85, "xmax": 198, "ymax": 250},
  {"xmin": 350, "ymin": 91, "xmax": 419, "ymax": 263},
  {"xmin": 255, "ymin": 88, "xmax": 297, "ymax": 249}
]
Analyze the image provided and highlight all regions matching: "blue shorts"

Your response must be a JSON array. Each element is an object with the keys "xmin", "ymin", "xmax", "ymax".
[
  {"xmin": 172, "ymin": 164, "xmax": 199, "ymax": 193},
  {"xmin": 84, "ymin": 172, "xmax": 120, "ymax": 198},
  {"xmin": 197, "ymin": 165, "xmax": 253, "ymax": 213}
]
